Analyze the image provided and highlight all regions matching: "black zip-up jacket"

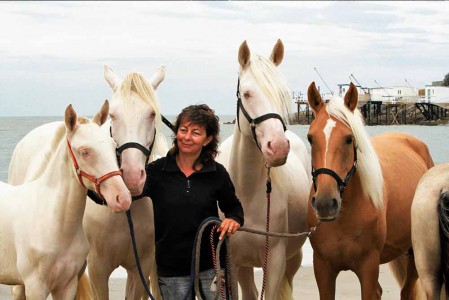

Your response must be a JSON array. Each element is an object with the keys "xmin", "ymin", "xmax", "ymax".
[{"xmin": 141, "ymin": 151, "xmax": 244, "ymax": 277}]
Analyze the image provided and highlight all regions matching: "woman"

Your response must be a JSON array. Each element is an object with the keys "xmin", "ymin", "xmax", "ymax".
[{"xmin": 142, "ymin": 104, "xmax": 244, "ymax": 299}]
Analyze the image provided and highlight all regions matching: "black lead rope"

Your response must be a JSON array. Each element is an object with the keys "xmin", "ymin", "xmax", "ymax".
[{"xmin": 126, "ymin": 209, "xmax": 156, "ymax": 300}]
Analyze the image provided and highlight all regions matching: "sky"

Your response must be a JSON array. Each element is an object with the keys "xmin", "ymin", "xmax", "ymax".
[{"xmin": 0, "ymin": 1, "xmax": 448, "ymax": 117}]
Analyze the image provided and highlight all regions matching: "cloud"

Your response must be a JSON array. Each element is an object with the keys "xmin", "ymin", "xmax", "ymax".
[{"xmin": 0, "ymin": 1, "xmax": 448, "ymax": 116}]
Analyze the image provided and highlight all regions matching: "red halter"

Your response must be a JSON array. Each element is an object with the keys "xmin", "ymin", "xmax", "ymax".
[{"xmin": 66, "ymin": 138, "xmax": 123, "ymax": 200}]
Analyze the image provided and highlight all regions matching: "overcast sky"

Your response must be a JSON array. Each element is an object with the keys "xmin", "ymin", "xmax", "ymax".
[{"xmin": 0, "ymin": 1, "xmax": 448, "ymax": 117}]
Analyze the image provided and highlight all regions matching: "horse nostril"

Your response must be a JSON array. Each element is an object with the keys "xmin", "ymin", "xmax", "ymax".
[
  {"xmin": 311, "ymin": 196, "xmax": 316, "ymax": 209},
  {"xmin": 331, "ymin": 198, "xmax": 338, "ymax": 211}
]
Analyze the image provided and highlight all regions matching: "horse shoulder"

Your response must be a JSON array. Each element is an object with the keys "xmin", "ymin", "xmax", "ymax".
[{"xmin": 285, "ymin": 130, "xmax": 311, "ymax": 180}]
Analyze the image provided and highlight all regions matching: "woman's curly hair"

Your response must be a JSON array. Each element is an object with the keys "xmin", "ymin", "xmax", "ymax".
[{"xmin": 170, "ymin": 104, "xmax": 220, "ymax": 169}]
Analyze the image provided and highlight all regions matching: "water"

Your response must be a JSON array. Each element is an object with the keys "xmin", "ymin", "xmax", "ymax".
[{"xmin": 1, "ymin": 116, "xmax": 449, "ymax": 276}]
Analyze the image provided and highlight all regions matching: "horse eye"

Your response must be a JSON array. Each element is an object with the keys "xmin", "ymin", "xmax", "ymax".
[
  {"xmin": 243, "ymin": 91, "xmax": 251, "ymax": 98},
  {"xmin": 346, "ymin": 136, "xmax": 353, "ymax": 144},
  {"xmin": 80, "ymin": 149, "xmax": 89, "ymax": 157},
  {"xmin": 109, "ymin": 114, "xmax": 115, "ymax": 121}
]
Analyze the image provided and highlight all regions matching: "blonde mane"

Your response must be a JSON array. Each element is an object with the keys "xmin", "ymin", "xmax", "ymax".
[
  {"xmin": 326, "ymin": 97, "xmax": 384, "ymax": 209},
  {"xmin": 120, "ymin": 73, "xmax": 162, "ymax": 130},
  {"xmin": 120, "ymin": 73, "xmax": 162, "ymax": 155},
  {"xmin": 246, "ymin": 54, "xmax": 291, "ymax": 123}
]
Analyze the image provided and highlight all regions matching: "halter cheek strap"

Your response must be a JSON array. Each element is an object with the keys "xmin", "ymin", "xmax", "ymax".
[
  {"xmin": 66, "ymin": 138, "xmax": 123, "ymax": 202},
  {"xmin": 236, "ymin": 77, "xmax": 287, "ymax": 152},
  {"xmin": 311, "ymin": 142, "xmax": 358, "ymax": 194},
  {"xmin": 110, "ymin": 127, "xmax": 156, "ymax": 166}
]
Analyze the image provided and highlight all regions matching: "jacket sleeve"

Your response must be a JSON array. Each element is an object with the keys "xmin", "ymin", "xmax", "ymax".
[{"xmin": 217, "ymin": 166, "xmax": 244, "ymax": 226}]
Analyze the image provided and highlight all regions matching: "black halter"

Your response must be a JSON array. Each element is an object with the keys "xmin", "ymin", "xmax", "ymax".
[
  {"xmin": 110, "ymin": 126, "xmax": 156, "ymax": 166},
  {"xmin": 236, "ymin": 77, "xmax": 287, "ymax": 151},
  {"xmin": 311, "ymin": 142, "xmax": 358, "ymax": 194}
]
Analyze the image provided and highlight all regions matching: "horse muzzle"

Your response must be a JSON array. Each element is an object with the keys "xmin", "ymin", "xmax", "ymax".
[{"xmin": 311, "ymin": 195, "xmax": 341, "ymax": 221}]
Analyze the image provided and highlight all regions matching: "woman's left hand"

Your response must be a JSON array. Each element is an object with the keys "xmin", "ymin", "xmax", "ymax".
[{"xmin": 217, "ymin": 218, "xmax": 241, "ymax": 240}]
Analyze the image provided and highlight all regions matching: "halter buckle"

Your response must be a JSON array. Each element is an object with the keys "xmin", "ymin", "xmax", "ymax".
[{"xmin": 76, "ymin": 167, "xmax": 82, "ymax": 176}]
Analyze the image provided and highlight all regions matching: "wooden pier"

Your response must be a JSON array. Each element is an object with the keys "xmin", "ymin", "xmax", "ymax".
[{"xmin": 294, "ymin": 101, "xmax": 449, "ymax": 125}]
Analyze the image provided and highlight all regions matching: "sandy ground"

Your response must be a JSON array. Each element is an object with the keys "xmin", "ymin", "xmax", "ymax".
[{"xmin": 0, "ymin": 264, "xmax": 400, "ymax": 299}]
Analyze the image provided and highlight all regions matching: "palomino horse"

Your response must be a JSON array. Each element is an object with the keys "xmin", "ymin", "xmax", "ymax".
[
  {"xmin": 82, "ymin": 66, "xmax": 167, "ymax": 300},
  {"xmin": 306, "ymin": 81, "xmax": 434, "ymax": 299},
  {"xmin": 218, "ymin": 40, "xmax": 310, "ymax": 299},
  {"xmin": 0, "ymin": 102, "xmax": 131, "ymax": 299},
  {"xmin": 412, "ymin": 163, "xmax": 449, "ymax": 299},
  {"xmin": 8, "ymin": 66, "xmax": 168, "ymax": 299}
]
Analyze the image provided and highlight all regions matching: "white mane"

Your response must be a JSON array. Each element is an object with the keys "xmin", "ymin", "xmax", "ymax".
[
  {"xmin": 246, "ymin": 54, "xmax": 291, "ymax": 123},
  {"xmin": 326, "ymin": 97, "xmax": 384, "ymax": 209}
]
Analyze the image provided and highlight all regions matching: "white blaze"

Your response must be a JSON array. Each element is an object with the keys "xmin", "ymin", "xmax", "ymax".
[{"xmin": 323, "ymin": 118, "xmax": 336, "ymax": 167}]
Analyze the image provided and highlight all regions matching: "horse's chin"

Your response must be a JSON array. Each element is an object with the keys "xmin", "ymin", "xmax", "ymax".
[
  {"xmin": 265, "ymin": 156, "xmax": 288, "ymax": 168},
  {"xmin": 128, "ymin": 186, "xmax": 144, "ymax": 197},
  {"xmin": 317, "ymin": 216, "xmax": 337, "ymax": 222}
]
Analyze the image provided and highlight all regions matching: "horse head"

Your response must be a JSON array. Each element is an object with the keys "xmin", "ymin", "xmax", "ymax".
[
  {"xmin": 307, "ymin": 82, "xmax": 359, "ymax": 221},
  {"xmin": 236, "ymin": 39, "xmax": 291, "ymax": 167},
  {"xmin": 104, "ymin": 65, "xmax": 164, "ymax": 196},
  {"xmin": 65, "ymin": 101, "xmax": 131, "ymax": 212}
]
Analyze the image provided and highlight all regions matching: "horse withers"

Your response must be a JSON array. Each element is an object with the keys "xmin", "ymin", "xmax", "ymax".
[
  {"xmin": 218, "ymin": 39, "xmax": 310, "ymax": 299},
  {"xmin": 306, "ymin": 82, "xmax": 433, "ymax": 299},
  {"xmin": 0, "ymin": 102, "xmax": 131, "ymax": 299},
  {"xmin": 412, "ymin": 163, "xmax": 449, "ymax": 299}
]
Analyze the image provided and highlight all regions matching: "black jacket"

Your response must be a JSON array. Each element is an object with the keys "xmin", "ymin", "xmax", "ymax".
[{"xmin": 142, "ymin": 151, "xmax": 244, "ymax": 277}]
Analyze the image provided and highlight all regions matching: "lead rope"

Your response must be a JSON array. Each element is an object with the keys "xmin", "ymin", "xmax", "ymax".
[
  {"xmin": 210, "ymin": 225, "xmax": 226, "ymax": 299},
  {"xmin": 260, "ymin": 166, "xmax": 272, "ymax": 300}
]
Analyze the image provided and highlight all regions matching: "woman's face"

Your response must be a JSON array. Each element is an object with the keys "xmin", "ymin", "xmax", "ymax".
[{"xmin": 177, "ymin": 120, "xmax": 212, "ymax": 157}]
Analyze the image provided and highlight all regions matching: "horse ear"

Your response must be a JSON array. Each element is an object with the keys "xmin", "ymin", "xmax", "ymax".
[
  {"xmin": 270, "ymin": 39, "xmax": 284, "ymax": 66},
  {"xmin": 65, "ymin": 104, "xmax": 78, "ymax": 132},
  {"xmin": 93, "ymin": 100, "xmax": 109, "ymax": 126},
  {"xmin": 307, "ymin": 82, "xmax": 324, "ymax": 112},
  {"xmin": 238, "ymin": 40, "xmax": 251, "ymax": 69},
  {"xmin": 104, "ymin": 65, "xmax": 121, "ymax": 92},
  {"xmin": 344, "ymin": 82, "xmax": 359, "ymax": 112},
  {"xmin": 149, "ymin": 65, "xmax": 166, "ymax": 90}
]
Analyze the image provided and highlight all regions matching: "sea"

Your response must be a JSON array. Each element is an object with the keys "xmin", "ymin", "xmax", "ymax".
[{"xmin": 1, "ymin": 115, "xmax": 449, "ymax": 278}]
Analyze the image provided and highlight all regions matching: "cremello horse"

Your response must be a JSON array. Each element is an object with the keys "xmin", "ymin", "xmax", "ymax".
[
  {"xmin": 218, "ymin": 40, "xmax": 310, "ymax": 299},
  {"xmin": 82, "ymin": 66, "xmax": 167, "ymax": 300},
  {"xmin": 307, "ymin": 82, "xmax": 434, "ymax": 299},
  {"xmin": 412, "ymin": 163, "xmax": 449, "ymax": 299},
  {"xmin": 8, "ymin": 66, "xmax": 168, "ymax": 299},
  {"xmin": 1, "ymin": 102, "xmax": 131, "ymax": 299}
]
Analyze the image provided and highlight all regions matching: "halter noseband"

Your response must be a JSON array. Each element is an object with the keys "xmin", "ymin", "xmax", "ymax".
[
  {"xmin": 236, "ymin": 77, "xmax": 287, "ymax": 151},
  {"xmin": 311, "ymin": 142, "xmax": 358, "ymax": 194},
  {"xmin": 111, "ymin": 126, "xmax": 157, "ymax": 166},
  {"xmin": 66, "ymin": 138, "xmax": 123, "ymax": 202}
]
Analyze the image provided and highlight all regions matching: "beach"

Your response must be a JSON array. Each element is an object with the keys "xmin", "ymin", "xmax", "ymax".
[{"xmin": 0, "ymin": 264, "xmax": 399, "ymax": 299}]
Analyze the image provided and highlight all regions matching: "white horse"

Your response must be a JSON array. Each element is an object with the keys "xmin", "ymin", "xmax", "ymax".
[
  {"xmin": 8, "ymin": 66, "xmax": 168, "ymax": 299},
  {"xmin": 217, "ymin": 40, "xmax": 311, "ymax": 299},
  {"xmin": 82, "ymin": 66, "xmax": 168, "ymax": 300},
  {"xmin": 412, "ymin": 163, "xmax": 449, "ymax": 299},
  {"xmin": 0, "ymin": 102, "xmax": 131, "ymax": 299}
]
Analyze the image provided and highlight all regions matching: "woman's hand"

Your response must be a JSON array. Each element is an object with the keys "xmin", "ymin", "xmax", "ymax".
[{"xmin": 217, "ymin": 218, "xmax": 241, "ymax": 240}]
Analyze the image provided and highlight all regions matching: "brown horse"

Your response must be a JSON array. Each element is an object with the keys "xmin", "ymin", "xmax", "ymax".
[{"xmin": 306, "ymin": 82, "xmax": 434, "ymax": 299}]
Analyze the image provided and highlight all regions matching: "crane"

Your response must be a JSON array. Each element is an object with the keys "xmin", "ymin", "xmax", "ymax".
[{"xmin": 314, "ymin": 67, "xmax": 333, "ymax": 95}]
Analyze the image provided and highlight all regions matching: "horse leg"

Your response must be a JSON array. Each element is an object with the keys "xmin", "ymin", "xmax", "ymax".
[
  {"xmin": 400, "ymin": 253, "xmax": 419, "ymax": 300},
  {"xmin": 12, "ymin": 285, "xmax": 26, "ymax": 300},
  {"xmin": 125, "ymin": 263, "xmax": 151, "ymax": 300},
  {"xmin": 236, "ymin": 266, "xmax": 257, "ymax": 300},
  {"xmin": 281, "ymin": 250, "xmax": 302, "ymax": 300},
  {"xmin": 87, "ymin": 258, "xmax": 114, "ymax": 300},
  {"xmin": 354, "ymin": 254, "xmax": 381, "ymax": 300},
  {"xmin": 313, "ymin": 253, "xmax": 338, "ymax": 300},
  {"xmin": 51, "ymin": 277, "xmax": 78, "ymax": 300},
  {"xmin": 23, "ymin": 277, "xmax": 49, "ymax": 300}
]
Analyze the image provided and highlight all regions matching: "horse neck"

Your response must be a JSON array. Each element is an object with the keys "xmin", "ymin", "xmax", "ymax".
[
  {"xmin": 229, "ymin": 125, "xmax": 268, "ymax": 191},
  {"xmin": 39, "ymin": 138, "xmax": 87, "ymax": 233}
]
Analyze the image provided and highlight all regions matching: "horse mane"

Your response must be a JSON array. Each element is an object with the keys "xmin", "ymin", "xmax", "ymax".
[
  {"xmin": 326, "ymin": 96, "xmax": 384, "ymax": 209},
  {"xmin": 120, "ymin": 72, "xmax": 162, "ymax": 151},
  {"xmin": 27, "ymin": 122, "xmax": 67, "ymax": 182},
  {"xmin": 246, "ymin": 54, "xmax": 291, "ymax": 123}
]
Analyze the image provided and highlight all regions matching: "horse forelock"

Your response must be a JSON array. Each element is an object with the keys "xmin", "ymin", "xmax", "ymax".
[
  {"xmin": 119, "ymin": 72, "xmax": 162, "ymax": 144},
  {"xmin": 325, "ymin": 98, "xmax": 384, "ymax": 209},
  {"xmin": 245, "ymin": 54, "xmax": 291, "ymax": 123}
]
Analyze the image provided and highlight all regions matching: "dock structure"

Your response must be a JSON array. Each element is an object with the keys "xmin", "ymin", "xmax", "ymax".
[{"xmin": 294, "ymin": 100, "xmax": 449, "ymax": 125}]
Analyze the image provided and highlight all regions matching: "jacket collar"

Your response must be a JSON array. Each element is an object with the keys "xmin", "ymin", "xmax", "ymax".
[{"xmin": 162, "ymin": 151, "xmax": 216, "ymax": 174}]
